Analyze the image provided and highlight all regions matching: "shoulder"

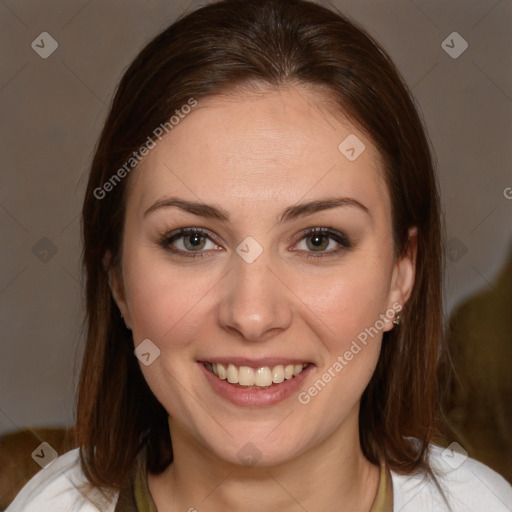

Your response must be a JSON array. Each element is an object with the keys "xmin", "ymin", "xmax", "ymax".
[
  {"xmin": 5, "ymin": 448, "xmax": 120, "ymax": 512},
  {"xmin": 391, "ymin": 443, "xmax": 512, "ymax": 511}
]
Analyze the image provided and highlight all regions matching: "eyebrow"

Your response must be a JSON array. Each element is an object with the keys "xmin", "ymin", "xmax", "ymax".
[{"xmin": 143, "ymin": 196, "xmax": 370, "ymax": 223}]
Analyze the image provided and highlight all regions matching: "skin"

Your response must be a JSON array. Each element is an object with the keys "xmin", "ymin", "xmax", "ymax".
[{"xmin": 109, "ymin": 85, "xmax": 416, "ymax": 512}]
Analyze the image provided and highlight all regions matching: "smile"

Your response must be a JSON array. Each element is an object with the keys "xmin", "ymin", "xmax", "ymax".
[
  {"xmin": 198, "ymin": 360, "xmax": 314, "ymax": 406},
  {"xmin": 203, "ymin": 362, "xmax": 310, "ymax": 388}
]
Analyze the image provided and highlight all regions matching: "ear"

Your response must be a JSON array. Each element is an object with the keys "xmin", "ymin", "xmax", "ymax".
[
  {"xmin": 103, "ymin": 250, "xmax": 133, "ymax": 329},
  {"xmin": 383, "ymin": 227, "xmax": 417, "ymax": 332}
]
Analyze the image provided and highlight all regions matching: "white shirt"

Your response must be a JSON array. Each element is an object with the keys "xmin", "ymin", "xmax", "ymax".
[{"xmin": 5, "ymin": 444, "xmax": 512, "ymax": 511}]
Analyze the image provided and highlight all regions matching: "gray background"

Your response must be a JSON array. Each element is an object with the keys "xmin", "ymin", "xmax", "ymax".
[{"xmin": 0, "ymin": 0, "xmax": 511, "ymax": 436}]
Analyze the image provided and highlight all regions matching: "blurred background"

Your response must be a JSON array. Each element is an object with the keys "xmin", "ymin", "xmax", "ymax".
[{"xmin": 0, "ymin": 0, "xmax": 511, "ymax": 506}]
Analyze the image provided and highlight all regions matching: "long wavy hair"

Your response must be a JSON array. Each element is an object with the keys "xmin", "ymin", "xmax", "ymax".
[{"xmin": 77, "ymin": 0, "xmax": 446, "ymax": 492}]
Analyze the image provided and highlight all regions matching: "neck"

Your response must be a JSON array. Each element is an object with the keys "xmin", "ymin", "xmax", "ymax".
[{"xmin": 148, "ymin": 408, "xmax": 380, "ymax": 512}]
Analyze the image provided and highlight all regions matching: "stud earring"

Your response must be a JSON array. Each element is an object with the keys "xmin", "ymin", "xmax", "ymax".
[{"xmin": 392, "ymin": 312, "xmax": 402, "ymax": 326}]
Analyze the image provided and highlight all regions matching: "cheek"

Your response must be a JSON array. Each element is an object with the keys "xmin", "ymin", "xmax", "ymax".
[
  {"xmin": 293, "ymin": 267, "xmax": 389, "ymax": 421},
  {"xmin": 123, "ymin": 250, "xmax": 220, "ymax": 349},
  {"xmin": 297, "ymin": 261, "xmax": 392, "ymax": 348}
]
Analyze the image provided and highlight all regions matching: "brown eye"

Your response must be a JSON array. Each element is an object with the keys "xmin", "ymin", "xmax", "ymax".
[
  {"xmin": 159, "ymin": 227, "xmax": 222, "ymax": 257},
  {"xmin": 293, "ymin": 227, "xmax": 353, "ymax": 259},
  {"xmin": 183, "ymin": 232, "xmax": 207, "ymax": 251},
  {"xmin": 305, "ymin": 233, "xmax": 330, "ymax": 252}
]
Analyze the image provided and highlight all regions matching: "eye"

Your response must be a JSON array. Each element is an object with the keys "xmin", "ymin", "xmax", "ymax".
[
  {"xmin": 158, "ymin": 227, "xmax": 222, "ymax": 257},
  {"xmin": 293, "ymin": 227, "xmax": 352, "ymax": 258},
  {"xmin": 158, "ymin": 226, "xmax": 352, "ymax": 259}
]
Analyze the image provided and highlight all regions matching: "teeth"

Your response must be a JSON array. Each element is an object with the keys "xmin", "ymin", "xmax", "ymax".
[
  {"xmin": 255, "ymin": 367, "xmax": 272, "ymax": 387},
  {"xmin": 238, "ymin": 366, "xmax": 255, "ymax": 386},
  {"xmin": 272, "ymin": 365, "xmax": 285, "ymax": 384},
  {"xmin": 226, "ymin": 363, "xmax": 238, "ymax": 384},
  {"xmin": 217, "ymin": 363, "xmax": 227, "ymax": 380},
  {"xmin": 208, "ymin": 362, "xmax": 308, "ymax": 387}
]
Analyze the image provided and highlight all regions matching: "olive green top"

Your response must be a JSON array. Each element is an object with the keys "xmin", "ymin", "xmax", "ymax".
[{"xmin": 115, "ymin": 449, "xmax": 393, "ymax": 512}]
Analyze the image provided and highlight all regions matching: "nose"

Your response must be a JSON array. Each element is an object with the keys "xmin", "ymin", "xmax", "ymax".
[{"xmin": 216, "ymin": 249, "xmax": 293, "ymax": 342}]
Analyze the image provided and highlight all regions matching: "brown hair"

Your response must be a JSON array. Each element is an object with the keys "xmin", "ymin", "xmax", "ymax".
[{"xmin": 77, "ymin": 0, "xmax": 446, "ymax": 491}]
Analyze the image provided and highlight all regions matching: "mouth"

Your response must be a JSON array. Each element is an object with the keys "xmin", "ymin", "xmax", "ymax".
[{"xmin": 201, "ymin": 361, "xmax": 312, "ymax": 389}]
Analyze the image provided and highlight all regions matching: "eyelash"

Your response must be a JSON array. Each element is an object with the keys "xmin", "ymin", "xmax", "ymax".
[{"xmin": 157, "ymin": 227, "xmax": 353, "ymax": 259}]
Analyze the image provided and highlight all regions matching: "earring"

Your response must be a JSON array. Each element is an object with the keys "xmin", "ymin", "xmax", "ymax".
[{"xmin": 392, "ymin": 312, "xmax": 402, "ymax": 326}]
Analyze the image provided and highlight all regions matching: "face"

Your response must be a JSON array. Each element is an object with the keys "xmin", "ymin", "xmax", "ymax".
[{"xmin": 109, "ymin": 86, "xmax": 415, "ymax": 467}]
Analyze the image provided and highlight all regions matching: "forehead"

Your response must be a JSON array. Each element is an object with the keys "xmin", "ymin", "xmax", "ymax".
[{"xmin": 126, "ymin": 86, "xmax": 390, "ymax": 220}]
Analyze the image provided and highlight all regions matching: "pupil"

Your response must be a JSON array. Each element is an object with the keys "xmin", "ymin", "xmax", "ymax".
[
  {"xmin": 308, "ymin": 234, "xmax": 327, "ymax": 251},
  {"xmin": 190, "ymin": 234, "xmax": 201, "ymax": 245},
  {"xmin": 185, "ymin": 233, "xmax": 204, "ymax": 250}
]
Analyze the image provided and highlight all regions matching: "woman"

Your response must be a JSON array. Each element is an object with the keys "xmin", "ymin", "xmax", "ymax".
[{"xmin": 7, "ymin": 0, "xmax": 512, "ymax": 510}]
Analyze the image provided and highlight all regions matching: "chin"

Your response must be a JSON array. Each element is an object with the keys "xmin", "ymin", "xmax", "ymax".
[{"xmin": 200, "ymin": 428, "xmax": 312, "ymax": 469}]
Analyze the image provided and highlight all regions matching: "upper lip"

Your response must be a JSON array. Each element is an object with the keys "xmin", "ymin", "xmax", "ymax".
[{"xmin": 199, "ymin": 357, "xmax": 313, "ymax": 368}]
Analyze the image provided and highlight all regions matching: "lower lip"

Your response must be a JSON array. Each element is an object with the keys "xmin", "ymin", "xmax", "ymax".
[{"xmin": 198, "ymin": 362, "xmax": 314, "ymax": 407}]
